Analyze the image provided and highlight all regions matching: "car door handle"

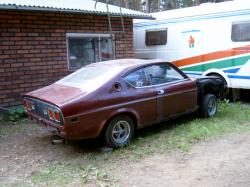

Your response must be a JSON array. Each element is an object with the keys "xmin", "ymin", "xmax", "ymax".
[{"xmin": 158, "ymin": 90, "xmax": 165, "ymax": 95}]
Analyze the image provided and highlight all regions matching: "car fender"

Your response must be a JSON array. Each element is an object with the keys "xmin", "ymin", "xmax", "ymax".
[
  {"xmin": 202, "ymin": 69, "xmax": 231, "ymax": 87},
  {"xmin": 99, "ymin": 107, "xmax": 140, "ymax": 134}
]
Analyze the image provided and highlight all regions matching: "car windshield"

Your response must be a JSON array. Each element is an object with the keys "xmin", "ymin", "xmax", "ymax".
[{"xmin": 56, "ymin": 65, "xmax": 123, "ymax": 90}]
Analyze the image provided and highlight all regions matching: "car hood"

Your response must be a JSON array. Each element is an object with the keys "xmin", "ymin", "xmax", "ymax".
[{"xmin": 24, "ymin": 84, "xmax": 85, "ymax": 106}]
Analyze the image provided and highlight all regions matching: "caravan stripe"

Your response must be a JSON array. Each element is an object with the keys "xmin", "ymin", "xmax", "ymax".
[
  {"xmin": 185, "ymin": 73, "xmax": 250, "ymax": 80},
  {"xmin": 228, "ymin": 75, "xmax": 250, "ymax": 80},
  {"xmin": 173, "ymin": 45, "xmax": 250, "ymax": 67},
  {"xmin": 223, "ymin": 68, "xmax": 240, "ymax": 73},
  {"xmin": 181, "ymin": 55, "xmax": 250, "ymax": 72}
]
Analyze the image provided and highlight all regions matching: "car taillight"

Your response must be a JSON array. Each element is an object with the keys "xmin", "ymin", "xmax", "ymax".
[
  {"xmin": 48, "ymin": 108, "xmax": 54, "ymax": 120},
  {"xmin": 23, "ymin": 100, "xmax": 34, "ymax": 111},
  {"xmin": 48, "ymin": 108, "xmax": 61, "ymax": 123},
  {"xmin": 54, "ymin": 111, "xmax": 60, "ymax": 122}
]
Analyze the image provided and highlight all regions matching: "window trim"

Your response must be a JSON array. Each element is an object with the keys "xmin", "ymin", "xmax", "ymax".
[
  {"xmin": 124, "ymin": 78, "xmax": 189, "ymax": 89},
  {"xmin": 123, "ymin": 63, "xmax": 189, "ymax": 89},
  {"xmin": 66, "ymin": 33, "xmax": 115, "ymax": 70}
]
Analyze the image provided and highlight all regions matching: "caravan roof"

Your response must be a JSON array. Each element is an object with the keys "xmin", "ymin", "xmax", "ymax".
[{"xmin": 134, "ymin": 0, "xmax": 250, "ymax": 24}]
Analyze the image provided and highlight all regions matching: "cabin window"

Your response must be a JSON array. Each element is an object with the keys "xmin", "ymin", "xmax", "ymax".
[
  {"xmin": 124, "ymin": 64, "xmax": 185, "ymax": 87},
  {"xmin": 67, "ymin": 33, "xmax": 114, "ymax": 70},
  {"xmin": 231, "ymin": 21, "xmax": 250, "ymax": 42},
  {"xmin": 124, "ymin": 68, "xmax": 150, "ymax": 87},
  {"xmin": 145, "ymin": 64, "xmax": 184, "ymax": 85},
  {"xmin": 145, "ymin": 29, "xmax": 167, "ymax": 46}
]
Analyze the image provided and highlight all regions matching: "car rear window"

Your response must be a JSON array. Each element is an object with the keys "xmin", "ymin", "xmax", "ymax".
[
  {"xmin": 63, "ymin": 66, "xmax": 110, "ymax": 82},
  {"xmin": 57, "ymin": 65, "xmax": 122, "ymax": 89}
]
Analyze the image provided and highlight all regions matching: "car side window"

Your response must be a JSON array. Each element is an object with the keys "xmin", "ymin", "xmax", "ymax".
[
  {"xmin": 124, "ymin": 68, "xmax": 150, "ymax": 87},
  {"xmin": 145, "ymin": 64, "xmax": 185, "ymax": 85}
]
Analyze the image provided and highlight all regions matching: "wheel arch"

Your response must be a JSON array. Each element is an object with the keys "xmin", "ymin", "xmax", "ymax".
[
  {"xmin": 197, "ymin": 81, "xmax": 221, "ymax": 104},
  {"xmin": 203, "ymin": 69, "xmax": 231, "ymax": 88},
  {"xmin": 99, "ymin": 109, "xmax": 139, "ymax": 137},
  {"xmin": 202, "ymin": 85, "xmax": 218, "ymax": 98}
]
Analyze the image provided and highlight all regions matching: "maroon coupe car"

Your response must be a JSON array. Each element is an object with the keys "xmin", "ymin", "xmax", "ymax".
[{"xmin": 23, "ymin": 59, "xmax": 226, "ymax": 148}]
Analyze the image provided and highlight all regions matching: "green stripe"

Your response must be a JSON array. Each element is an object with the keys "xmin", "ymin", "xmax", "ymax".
[{"xmin": 181, "ymin": 55, "xmax": 250, "ymax": 72}]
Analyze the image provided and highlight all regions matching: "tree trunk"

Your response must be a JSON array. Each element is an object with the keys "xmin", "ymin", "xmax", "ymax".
[
  {"xmin": 146, "ymin": 0, "xmax": 150, "ymax": 13},
  {"xmin": 124, "ymin": 0, "xmax": 129, "ymax": 8},
  {"xmin": 157, "ymin": 0, "xmax": 160, "ymax": 12}
]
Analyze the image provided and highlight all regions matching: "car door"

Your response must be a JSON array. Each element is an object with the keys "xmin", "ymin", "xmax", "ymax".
[
  {"xmin": 145, "ymin": 64, "xmax": 197, "ymax": 121},
  {"xmin": 124, "ymin": 68, "xmax": 158, "ymax": 127}
]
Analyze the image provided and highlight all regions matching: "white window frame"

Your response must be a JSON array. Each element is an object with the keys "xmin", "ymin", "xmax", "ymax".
[{"xmin": 66, "ymin": 33, "xmax": 115, "ymax": 70}]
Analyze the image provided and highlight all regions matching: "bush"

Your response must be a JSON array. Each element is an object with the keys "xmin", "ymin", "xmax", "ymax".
[{"xmin": 7, "ymin": 106, "xmax": 26, "ymax": 122}]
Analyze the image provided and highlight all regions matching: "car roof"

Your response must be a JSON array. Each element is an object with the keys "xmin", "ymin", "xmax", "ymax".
[{"xmin": 86, "ymin": 58, "xmax": 166, "ymax": 70}]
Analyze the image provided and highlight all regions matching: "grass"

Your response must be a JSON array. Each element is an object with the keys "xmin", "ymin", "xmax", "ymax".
[
  {"xmin": 95, "ymin": 102, "xmax": 250, "ymax": 161},
  {"xmin": 0, "ymin": 118, "xmax": 40, "ymax": 138},
  {"xmin": 2, "ymin": 102, "xmax": 250, "ymax": 186},
  {"xmin": 30, "ymin": 163, "xmax": 115, "ymax": 187},
  {"xmin": 129, "ymin": 102, "xmax": 250, "ymax": 153}
]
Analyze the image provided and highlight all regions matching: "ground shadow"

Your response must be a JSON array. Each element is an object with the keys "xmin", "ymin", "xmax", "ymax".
[{"xmin": 56, "ymin": 112, "xmax": 198, "ymax": 153}]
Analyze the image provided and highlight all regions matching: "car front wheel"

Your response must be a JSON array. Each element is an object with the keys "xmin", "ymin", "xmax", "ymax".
[
  {"xmin": 104, "ymin": 115, "xmax": 135, "ymax": 148},
  {"xmin": 200, "ymin": 94, "xmax": 218, "ymax": 117}
]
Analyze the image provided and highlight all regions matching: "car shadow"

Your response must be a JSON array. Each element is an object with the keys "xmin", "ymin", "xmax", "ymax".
[
  {"xmin": 134, "ymin": 113, "xmax": 197, "ymax": 139},
  {"xmin": 60, "ymin": 113, "xmax": 198, "ymax": 153}
]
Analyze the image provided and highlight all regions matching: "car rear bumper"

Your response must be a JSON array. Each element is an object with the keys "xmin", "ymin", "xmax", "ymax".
[{"xmin": 26, "ymin": 111, "xmax": 66, "ymax": 138}]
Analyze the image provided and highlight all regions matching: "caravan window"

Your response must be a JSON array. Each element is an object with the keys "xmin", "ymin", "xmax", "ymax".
[
  {"xmin": 145, "ymin": 29, "xmax": 167, "ymax": 46},
  {"xmin": 231, "ymin": 21, "xmax": 250, "ymax": 42}
]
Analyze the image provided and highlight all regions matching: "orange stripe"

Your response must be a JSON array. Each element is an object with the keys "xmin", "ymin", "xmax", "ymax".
[{"xmin": 173, "ymin": 45, "xmax": 250, "ymax": 67}]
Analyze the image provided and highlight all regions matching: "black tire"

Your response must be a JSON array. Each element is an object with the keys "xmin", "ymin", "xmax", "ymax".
[
  {"xmin": 200, "ymin": 94, "xmax": 217, "ymax": 118},
  {"xmin": 104, "ymin": 115, "xmax": 135, "ymax": 148}
]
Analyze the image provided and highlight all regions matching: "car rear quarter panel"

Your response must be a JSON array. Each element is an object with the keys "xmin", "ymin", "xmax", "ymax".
[{"xmin": 61, "ymin": 76, "xmax": 157, "ymax": 139}]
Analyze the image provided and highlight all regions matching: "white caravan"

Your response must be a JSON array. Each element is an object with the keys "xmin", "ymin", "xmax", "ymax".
[{"xmin": 134, "ymin": 0, "xmax": 250, "ymax": 91}]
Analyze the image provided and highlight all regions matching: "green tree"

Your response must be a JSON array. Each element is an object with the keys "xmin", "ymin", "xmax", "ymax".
[{"xmin": 96, "ymin": 0, "xmax": 231, "ymax": 12}]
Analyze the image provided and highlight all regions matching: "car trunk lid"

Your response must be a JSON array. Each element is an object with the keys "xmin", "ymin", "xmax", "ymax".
[{"xmin": 24, "ymin": 84, "xmax": 84, "ymax": 106}]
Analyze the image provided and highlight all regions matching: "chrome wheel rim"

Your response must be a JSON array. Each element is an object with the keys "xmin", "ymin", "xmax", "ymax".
[
  {"xmin": 208, "ymin": 98, "xmax": 216, "ymax": 116},
  {"xmin": 112, "ymin": 120, "xmax": 131, "ymax": 144}
]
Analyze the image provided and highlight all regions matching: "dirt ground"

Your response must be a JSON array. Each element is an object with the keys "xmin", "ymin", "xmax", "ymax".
[
  {"xmin": 111, "ymin": 132, "xmax": 250, "ymax": 187},
  {"xmin": 1, "ymin": 120, "xmax": 250, "ymax": 186},
  {"xmin": 0, "ymin": 123, "xmax": 94, "ymax": 185}
]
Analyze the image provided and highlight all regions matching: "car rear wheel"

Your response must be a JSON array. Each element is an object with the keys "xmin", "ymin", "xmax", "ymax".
[
  {"xmin": 104, "ymin": 115, "xmax": 134, "ymax": 148},
  {"xmin": 200, "ymin": 94, "xmax": 217, "ymax": 118}
]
